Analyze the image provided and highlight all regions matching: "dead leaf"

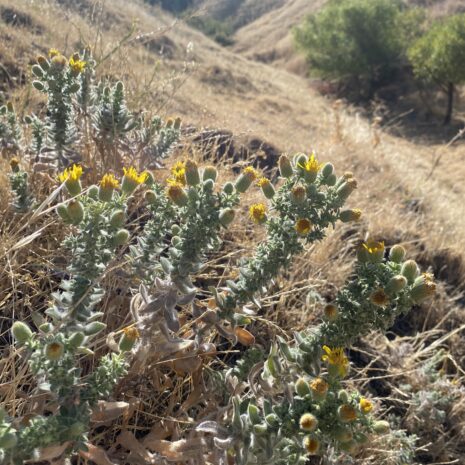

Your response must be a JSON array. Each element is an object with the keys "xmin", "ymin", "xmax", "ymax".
[
  {"xmin": 79, "ymin": 443, "xmax": 117, "ymax": 465},
  {"xmin": 91, "ymin": 401, "xmax": 132, "ymax": 425},
  {"xmin": 235, "ymin": 327, "xmax": 255, "ymax": 346}
]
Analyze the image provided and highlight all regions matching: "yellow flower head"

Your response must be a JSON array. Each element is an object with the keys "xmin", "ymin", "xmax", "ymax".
[
  {"xmin": 322, "ymin": 345, "xmax": 349, "ymax": 377},
  {"xmin": 338, "ymin": 404, "xmax": 358, "ymax": 423},
  {"xmin": 243, "ymin": 166, "xmax": 259, "ymax": 180},
  {"xmin": 48, "ymin": 48, "xmax": 60, "ymax": 58},
  {"xmin": 100, "ymin": 173, "xmax": 119, "ymax": 189},
  {"xmin": 45, "ymin": 341, "xmax": 64, "ymax": 360},
  {"xmin": 123, "ymin": 326, "xmax": 140, "ymax": 341},
  {"xmin": 299, "ymin": 413, "xmax": 318, "ymax": 432},
  {"xmin": 249, "ymin": 203, "xmax": 267, "ymax": 224},
  {"xmin": 256, "ymin": 177, "xmax": 270, "ymax": 187},
  {"xmin": 299, "ymin": 153, "xmax": 323, "ymax": 174},
  {"xmin": 303, "ymin": 436, "xmax": 320, "ymax": 455},
  {"xmin": 10, "ymin": 157, "xmax": 20, "ymax": 170},
  {"xmin": 69, "ymin": 55, "xmax": 86, "ymax": 73},
  {"xmin": 58, "ymin": 164, "xmax": 83, "ymax": 183},
  {"xmin": 370, "ymin": 288, "xmax": 389, "ymax": 307},
  {"xmin": 295, "ymin": 218, "xmax": 312, "ymax": 236},
  {"xmin": 363, "ymin": 239, "xmax": 385, "ymax": 255},
  {"xmin": 359, "ymin": 398, "xmax": 373, "ymax": 414},
  {"xmin": 170, "ymin": 160, "xmax": 186, "ymax": 185},
  {"xmin": 123, "ymin": 166, "xmax": 148, "ymax": 185},
  {"xmin": 310, "ymin": 377, "xmax": 329, "ymax": 396}
]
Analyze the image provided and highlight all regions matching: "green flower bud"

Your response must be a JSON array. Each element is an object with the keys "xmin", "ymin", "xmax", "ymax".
[
  {"xmin": 334, "ymin": 428, "xmax": 353, "ymax": 443},
  {"xmin": 185, "ymin": 160, "xmax": 201, "ymax": 186},
  {"xmin": 386, "ymin": 275, "xmax": 408, "ymax": 294},
  {"xmin": 252, "ymin": 423, "xmax": 268, "ymax": 435},
  {"xmin": 321, "ymin": 162, "xmax": 334, "ymax": 178},
  {"xmin": 144, "ymin": 171, "xmax": 155, "ymax": 186},
  {"xmin": 295, "ymin": 377, "xmax": 311, "ymax": 397},
  {"xmin": 203, "ymin": 179, "xmax": 215, "ymax": 192},
  {"xmin": 39, "ymin": 323, "xmax": 53, "ymax": 333},
  {"xmin": 338, "ymin": 390, "xmax": 349, "ymax": 403},
  {"xmin": 67, "ymin": 200, "xmax": 84, "ymax": 225},
  {"xmin": 223, "ymin": 182, "xmax": 235, "ymax": 195},
  {"xmin": 113, "ymin": 229, "xmax": 130, "ymax": 246},
  {"xmin": 118, "ymin": 327, "xmax": 139, "ymax": 352},
  {"xmin": 145, "ymin": 190, "xmax": 157, "ymax": 204},
  {"xmin": 234, "ymin": 167, "xmax": 258, "ymax": 193},
  {"xmin": 278, "ymin": 154, "xmax": 293, "ymax": 178},
  {"xmin": 171, "ymin": 224, "xmax": 181, "ymax": 235},
  {"xmin": 219, "ymin": 208, "xmax": 235, "ymax": 227},
  {"xmin": 36, "ymin": 55, "xmax": 50, "ymax": 70},
  {"xmin": 115, "ymin": 81, "xmax": 124, "ymax": 93},
  {"xmin": 410, "ymin": 274, "xmax": 436, "ymax": 303},
  {"xmin": 68, "ymin": 332, "xmax": 85, "ymax": 348},
  {"xmin": 171, "ymin": 235, "xmax": 181, "ymax": 246},
  {"xmin": 110, "ymin": 210, "xmax": 125, "ymax": 228},
  {"xmin": 84, "ymin": 321, "xmax": 107, "ymax": 336},
  {"xmin": 265, "ymin": 413, "xmax": 280, "ymax": 427},
  {"xmin": 45, "ymin": 341, "xmax": 64, "ymax": 360},
  {"xmin": 56, "ymin": 204, "xmax": 71, "ymax": 222},
  {"xmin": 87, "ymin": 185, "xmax": 99, "ymax": 199},
  {"xmin": 257, "ymin": 178, "xmax": 275, "ymax": 199},
  {"xmin": 187, "ymin": 187, "xmax": 199, "ymax": 201},
  {"xmin": 339, "ymin": 209, "xmax": 362, "ymax": 223},
  {"xmin": 295, "ymin": 153, "xmax": 307, "ymax": 168},
  {"xmin": 248, "ymin": 404, "xmax": 261, "ymax": 425},
  {"xmin": 373, "ymin": 420, "xmax": 390, "ymax": 434},
  {"xmin": 324, "ymin": 173, "xmax": 337, "ymax": 186},
  {"xmin": 203, "ymin": 166, "xmax": 218, "ymax": 182},
  {"xmin": 401, "ymin": 260, "xmax": 419, "ymax": 284},
  {"xmin": 11, "ymin": 321, "xmax": 33, "ymax": 344},
  {"xmin": 389, "ymin": 244, "xmax": 406, "ymax": 263},
  {"xmin": 336, "ymin": 179, "xmax": 357, "ymax": 201}
]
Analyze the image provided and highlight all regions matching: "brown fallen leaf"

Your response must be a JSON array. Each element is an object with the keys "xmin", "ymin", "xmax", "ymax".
[
  {"xmin": 25, "ymin": 442, "xmax": 71, "ymax": 463},
  {"xmin": 79, "ymin": 443, "xmax": 117, "ymax": 465},
  {"xmin": 91, "ymin": 401, "xmax": 133, "ymax": 425},
  {"xmin": 235, "ymin": 327, "xmax": 255, "ymax": 346}
]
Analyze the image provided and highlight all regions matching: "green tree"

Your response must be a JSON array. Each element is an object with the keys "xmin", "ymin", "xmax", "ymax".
[
  {"xmin": 293, "ymin": 0, "xmax": 417, "ymax": 97},
  {"xmin": 408, "ymin": 14, "xmax": 465, "ymax": 124}
]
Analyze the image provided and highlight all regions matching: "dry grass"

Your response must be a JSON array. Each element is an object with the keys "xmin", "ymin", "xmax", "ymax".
[{"xmin": 1, "ymin": 0, "xmax": 465, "ymax": 463}]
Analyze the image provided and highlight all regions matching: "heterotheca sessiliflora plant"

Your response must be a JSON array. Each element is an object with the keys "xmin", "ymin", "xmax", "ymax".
[{"xmin": 0, "ymin": 47, "xmax": 436, "ymax": 464}]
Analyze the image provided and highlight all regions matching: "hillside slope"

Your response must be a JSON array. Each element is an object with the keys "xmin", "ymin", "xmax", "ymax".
[{"xmin": 1, "ymin": 0, "xmax": 465, "ymax": 462}]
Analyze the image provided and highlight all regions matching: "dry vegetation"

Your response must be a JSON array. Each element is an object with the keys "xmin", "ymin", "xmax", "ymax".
[{"xmin": 1, "ymin": 0, "xmax": 465, "ymax": 464}]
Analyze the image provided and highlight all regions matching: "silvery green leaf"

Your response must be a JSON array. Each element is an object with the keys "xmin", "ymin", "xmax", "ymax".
[
  {"xmin": 160, "ymin": 257, "xmax": 173, "ymax": 274},
  {"xmin": 213, "ymin": 437, "xmax": 234, "ymax": 450}
]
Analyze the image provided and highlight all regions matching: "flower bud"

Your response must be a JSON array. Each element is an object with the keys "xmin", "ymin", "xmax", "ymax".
[
  {"xmin": 359, "ymin": 398, "xmax": 373, "ymax": 414},
  {"xmin": 223, "ymin": 182, "xmax": 235, "ymax": 195},
  {"xmin": 336, "ymin": 179, "xmax": 357, "ymax": 201},
  {"xmin": 321, "ymin": 162, "xmax": 334, "ymax": 178},
  {"xmin": 295, "ymin": 153, "xmax": 307, "ymax": 168},
  {"xmin": 56, "ymin": 204, "xmax": 71, "ymax": 223},
  {"xmin": 203, "ymin": 165, "xmax": 218, "ymax": 182},
  {"xmin": 0, "ymin": 431, "xmax": 17, "ymax": 450},
  {"xmin": 37, "ymin": 55, "xmax": 49, "ymax": 70},
  {"xmin": 373, "ymin": 420, "xmax": 390, "ymax": 434},
  {"xmin": 171, "ymin": 235, "xmax": 181, "ymax": 246},
  {"xmin": 410, "ymin": 274, "xmax": 436, "ymax": 303},
  {"xmin": 185, "ymin": 160, "xmax": 200, "ymax": 186},
  {"xmin": 299, "ymin": 413, "xmax": 318, "ymax": 432},
  {"xmin": 88, "ymin": 185, "xmax": 99, "ymax": 199},
  {"xmin": 290, "ymin": 185, "xmax": 307, "ymax": 204},
  {"xmin": 324, "ymin": 303, "xmax": 338, "ymax": 321},
  {"xmin": 219, "ymin": 208, "xmax": 235, "ymax": 227},
  {"xmin": 389, "ymin": 244, "xmax": 406, "ymax": 263},
  {"xmin": 303, "ymin": 436, "xmax": 320, "ymax": 455},
  {"xmin": 51, "ymin": 54, "xmax": 67, "ymax": 69},
  {"xmin": 386, "ymin": 275, "xmax": 408, "ymax": 294},
  {"xmin": 401, "ymin": 260, "xmax": 419, "ymax": 284},
  {"xmin": 310, "ymin": 377, "xmax": 329, "ymax": 401},
  {"xmin": 203, "ymin": 179, "xmax": 215, "ymax": 191},
  {"xmin": 32, "ymin": 65, "xmax": 44, "ymax": 78},
  {"xmin": 324, "ymin": 173, "xmax": 337, "ymax": 186},
  {"xmin": 295, "ymin": 378, "xmax": 311, "ymax": 397},
  {"xmin": 278, "ymin": 154, "xmax": 293, "ymax": 178},
  {"xmin": 166, "ymin": 184, "xmax": 188, "ymax": 206},
  {"xmin": 32, "ymin": 80, "xmax": 45, "ymax": 91},
  {"xmin": 113, "ymin": 229, "xmax": 130, "ymax": 246},
  {"xmin": 119, "ymin": 326, "xmax": 140, "ymax": 352},
  {"xmin": 339, "ymin": 209, "xmax": 362, "ymax": 223},
  {"xmin": 234, "ymin": 167, "xmax": 258, "ymax": 193},
  {"xmin": 11, "ymin": 321, "xmax": 33, "ymax": 344},
  {"xmin": 145, "ymin": 190, "xmax": 157, "ymax": 204},
  {"xmin": 110, "ymin": 210, "xmax": 125, "ymax": 228},
  {"xmin": 253, "ymin": 423, "xmax": 268, "ymax": 435},
  {"xmin": 265, "ymin": 413, "xmax": 280, "ymax": 427},
  {"xmin": 248, "ymin": 404, "xmax": 261, "ymax": 425},
  {"xmin": 257, "ymin": 177, "xmax": 275, "ymax": 199},
  {"xmin": 171, "ymin": 224, "xmax": 181, "ymax": 235},
  {"xmin": 338, "ymin": 389, "xmax": 349, "ymax": 403},
  {"xmin": 67, "ymin": 200, "xmax": 84, "ymax": 224},
  {"xmin": 45, "ymin": 341, "xmax": 64, "ymax": 360}
]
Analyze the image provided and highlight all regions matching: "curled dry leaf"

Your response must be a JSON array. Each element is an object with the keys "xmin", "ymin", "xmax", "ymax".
[
  {"xmin": 91, "ymin": 400, "xmax": 138, "ymax": 425},
  {"xmin": 234, "ymin": 327, "xmax": 255, "ymax": 346},
  {"xmin": 79, "ymin": 443, "xmax": 117, "ymax": 465}
]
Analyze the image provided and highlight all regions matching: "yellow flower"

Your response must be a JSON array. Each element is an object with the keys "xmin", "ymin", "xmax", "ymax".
[
  {"xmin": 243, "ymin": 166, "xmax": 259, "ymax": 180},
  {"xmin": 123, "ymin": 326, "xmax": 140, "ymax": 340},
  {"xmin": 322, "ymin": 345, "xmax": 349, "ymax": 378},
  {"xmin": 170, "ymin": 160, "xmax": 186, "ymax": 185},
  {"xmin": 359, "ymin": 398, "xmax": 373, "ymax": 414},
  {"xmin": 58, "ymin": 164, "xmax": 83, "ymax": 183},
  {"xmin": 45, "ymin": 342, "xmax": 64, "ymax": 361},
  {"xmin": 249, "ymin": 203, "xmax": 267, "ymax": 224},
  {"xmin": 10, "ymin": 157, "xmax": 20, "ymax": 172},
  {"xmin": 303, "ymin": 436, "xmax": 320, "ymax": 455},
  {"xmin": 69, "ymin": 55, "xmax": 86, "ymax": 73},
  {"xmin": 363, "ymin": 239, "xmax": 385, "ymax": 255},
  {"xmin": 338, "ymin": 404, "xmax": 358, "ymax": 423},
  {"xmin": 295, "ymin": 218, "xmax": 312, "ymax": 236},
  {"xmin": 299, "ymin": 153, "xmax": 323, "ymax": 174},
  {"xmin": 256, "ymin": 177, "xmax": 270, "ymax": 187},
  {"xmin": 123, "ymin": 167, "xmax": 148, "ymax": 185},
  {"xmin": 48, "ymin": 48, "xmax": 60, "ymax": 58},
  {"xmin": 310, "ymin": 377, "xmax": 329, "ymax": 397},
  {"xmin": 100, "ymin": 173, "xmax": 119, "ymax": 189},
  {"xmin": 370, "ymin": 288, "xmax": 389, "ymax": 307},
  {"xmin": 299, "ymin": 413, "xmax": 318, "ymax": 432}
]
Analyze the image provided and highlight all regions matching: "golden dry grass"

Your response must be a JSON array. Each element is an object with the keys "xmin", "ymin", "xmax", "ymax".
[{"xmin": 1, "ymin": 0, "xmax": 465, "ymax": 463}]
